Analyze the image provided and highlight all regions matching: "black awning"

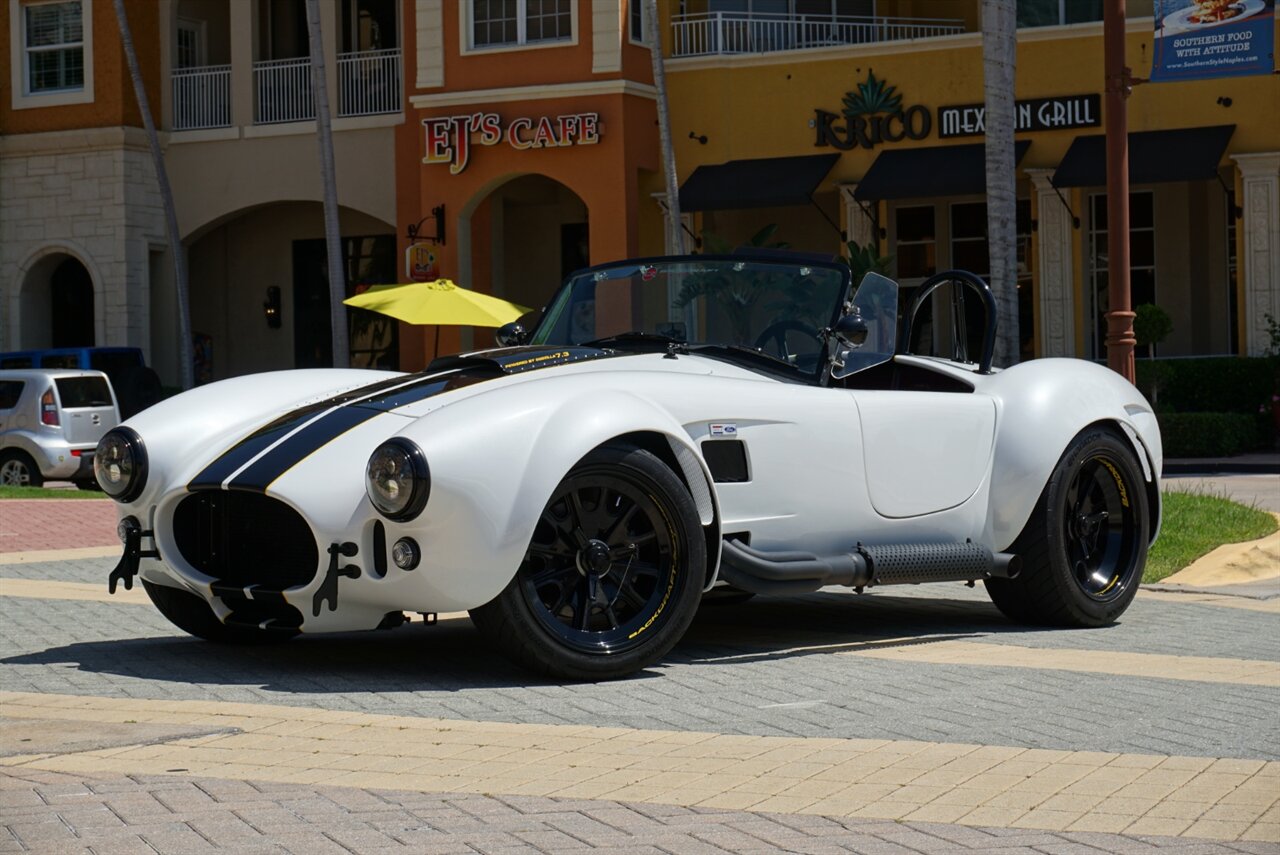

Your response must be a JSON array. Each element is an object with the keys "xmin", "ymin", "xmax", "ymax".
[
  {"xmin": 679, "ymin": 153, "xmax": 840, "ymax": 212},
  {"xmin": 1051, "ymin": 124, "xmax": 1235, "ymax": 188},
  {"xmin": 852, "ymin": 141, "xmax": 1031, "ymax": 202}
]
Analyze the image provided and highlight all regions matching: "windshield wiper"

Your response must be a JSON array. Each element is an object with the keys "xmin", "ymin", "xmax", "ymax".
[
  {"xmin": 581, "ymin": 331, "xmax": 686, "ymax": 350},
  {"xmin": 687, "ymin": 343, "xmax": 800, "ymax": 372}
]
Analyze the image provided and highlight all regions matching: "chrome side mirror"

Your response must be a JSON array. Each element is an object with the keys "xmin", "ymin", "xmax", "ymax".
[{"xmin": 494, "ymin": 322, "xmax": 528, "ymax": 347}]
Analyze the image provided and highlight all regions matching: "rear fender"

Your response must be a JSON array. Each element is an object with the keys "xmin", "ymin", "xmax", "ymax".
[{"xmin": 984, "ymin": 359, "xmax": 1162, "ymax": 550}]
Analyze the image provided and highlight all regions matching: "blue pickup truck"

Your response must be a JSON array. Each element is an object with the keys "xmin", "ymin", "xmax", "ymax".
[{"xmin": 0, "ymin": 347, "xmax": 161, "ymax": 419}]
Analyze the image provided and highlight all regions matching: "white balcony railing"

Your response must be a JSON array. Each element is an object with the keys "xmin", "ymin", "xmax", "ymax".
[
  {"xmin": 338, "ymin": 48, "xmax": 401, "ymax": 117},
  {"xmin": 670, "ymin": 12, "xmax": 966, "ymax": 56},
  {"xmin": 171, "ymin": 64, "xmax": 231, "ymax": 130},
  {"xmin": 254, "ymin": 56, "xmax": 314, "ymax": 124}
]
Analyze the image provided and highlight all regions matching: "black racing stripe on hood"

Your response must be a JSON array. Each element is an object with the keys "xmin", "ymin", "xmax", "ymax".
[
  {"xmin": 190, "ymin": 346, "xmax": 619, "ymax": 494},
  {"xmin": 187, "ymin": 373, "xmax": 435, "ymax": 491}
]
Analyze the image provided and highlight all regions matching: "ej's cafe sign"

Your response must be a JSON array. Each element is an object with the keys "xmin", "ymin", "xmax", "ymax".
[{"xmin": 422, "ymin": 112, "xmax": 601, "ymax": 174}]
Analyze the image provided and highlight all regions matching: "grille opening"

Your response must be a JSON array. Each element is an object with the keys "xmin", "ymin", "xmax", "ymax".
[{"xmin": 173, "ymin": 491, "xmax": 319, "ymax": 590}]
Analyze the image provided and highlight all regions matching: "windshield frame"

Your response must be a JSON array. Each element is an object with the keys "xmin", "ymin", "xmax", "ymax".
[{"xmin": 528, "ymin": 254, "xmax": 856, "ymax": 384}]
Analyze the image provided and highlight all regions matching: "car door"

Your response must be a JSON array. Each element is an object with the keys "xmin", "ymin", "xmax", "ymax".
[{"xmin": 852, "ymin": 388, "xmax": 997, "ymax": 518}]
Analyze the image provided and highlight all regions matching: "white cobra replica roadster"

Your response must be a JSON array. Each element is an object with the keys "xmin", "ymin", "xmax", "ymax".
[{"xmin": 97, "ymin": 255, "xmax": 1161, "ymax": 680}]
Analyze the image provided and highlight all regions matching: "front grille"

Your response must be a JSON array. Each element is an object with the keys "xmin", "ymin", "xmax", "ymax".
[{"xmin": 173, "ymin": 491, "xmax": 319, "ymax": 590}]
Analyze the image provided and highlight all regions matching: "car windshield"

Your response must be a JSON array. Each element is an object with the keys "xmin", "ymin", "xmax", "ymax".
[{"xmin": 530, "ymin": 257, "xmax": 851, "ymax": 380}]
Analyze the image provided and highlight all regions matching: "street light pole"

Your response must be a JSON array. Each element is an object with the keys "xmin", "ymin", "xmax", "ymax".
[{"xmin": 1104, "ymin": 0, "xmax": 1136, "ymax": 383}]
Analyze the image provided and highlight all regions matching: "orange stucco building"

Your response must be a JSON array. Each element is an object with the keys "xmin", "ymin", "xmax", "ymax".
[{"xmin": 392, "ymin": 0, "xmax": 661, "ymax": 363}]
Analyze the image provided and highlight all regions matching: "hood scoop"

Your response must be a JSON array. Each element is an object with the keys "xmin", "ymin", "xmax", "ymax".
[{"xmin": 427, "ymin": 345, "xmax": 619, "ymax": 376}]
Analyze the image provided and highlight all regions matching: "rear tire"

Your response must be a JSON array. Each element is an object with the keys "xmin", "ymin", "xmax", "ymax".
[
  {"xmin": 0, "ymin": 451, "xmax": 44, "ymax": 488},
  {"xmin": 142, "ymin": 579, "xmax": 296, "ymax": 644},
  {"xmin": 470, "ymin": 444, "xmax": 705, "ymax": 681},
  {"xmin": 985, "ymin": 427, "xmax": 1149, "ymax": 627}
]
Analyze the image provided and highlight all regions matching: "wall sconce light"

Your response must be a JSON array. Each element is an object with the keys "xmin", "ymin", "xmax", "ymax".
[
  {"xmin": 1216, "ymin": 96, "xmax": 1232, "ymax": 107},
  {"xmin": 406, "ymin": 204, "xmax": 446, "ymax": 245},
  {"xmin": 688, "ymin": 131, "xmax": 708, "ymax": 144},
  {"xmin": 263, "ymin": 286, "xmax": 282, "ymax": 329}
]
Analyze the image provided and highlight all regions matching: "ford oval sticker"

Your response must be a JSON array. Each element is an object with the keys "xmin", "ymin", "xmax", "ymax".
[{"xmin": 709, "ymin": 423, "xmax": 738, "ymax": 437}]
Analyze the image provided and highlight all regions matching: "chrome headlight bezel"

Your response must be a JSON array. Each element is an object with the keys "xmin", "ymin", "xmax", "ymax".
[
  {"xmin": 94, "ymin": 427, "xmax": 147, "ymax": 503},
  {"xmin": 365, "ymin": 438, "xmax": 430, "ymax": 522}
]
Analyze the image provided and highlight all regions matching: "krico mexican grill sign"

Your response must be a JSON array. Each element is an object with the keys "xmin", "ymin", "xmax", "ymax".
[
  {"xmin": 422, "ymin": 112, "xmax": 601, "ymax": 174},
  {"xmin": 813, "ymin": 72, "xmax": 931, "ymax": 150}
]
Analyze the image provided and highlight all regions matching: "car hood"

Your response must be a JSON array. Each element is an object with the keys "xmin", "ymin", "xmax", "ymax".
[{"xmin": 183, "ymin": 346, "xmax": 758, "ymax": 493}]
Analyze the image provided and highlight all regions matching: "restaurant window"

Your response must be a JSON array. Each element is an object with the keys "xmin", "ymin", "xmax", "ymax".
[
  {"xmin": 894, "ymin": 205, "xmax": 936, "ymax": 280},
  {"xmin": 24, "ymin": 0, "xmax": 84, "ymax": 93},
  {"xmin": 472, "ymin": 0, "xmax": 571, "ymax": 47},
  {"xmin": 1088, "ymin": 191, "xmax": 1156, "ymax": 360},
  {"xmin": 629, "ymin": 0, "xmax": 644, "ymax": 42},
  {"xmin": 1015, "ymin": 0, "xmax": 1102, "ymax": 27}
]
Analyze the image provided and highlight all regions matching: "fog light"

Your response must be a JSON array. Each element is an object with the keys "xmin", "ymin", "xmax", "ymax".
[
  {"xmin": 117, "ymin": 516, "xmax": 141, "ymax": 543},
  {"xmin": 391, "ymin": 538, "xmax": 420, "ymax": 571}
]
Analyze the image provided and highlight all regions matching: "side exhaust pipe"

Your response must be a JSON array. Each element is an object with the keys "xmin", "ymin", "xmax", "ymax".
[{"xmin": 718, "ymin": 538, "xmax": 1019, "ymax": 596}]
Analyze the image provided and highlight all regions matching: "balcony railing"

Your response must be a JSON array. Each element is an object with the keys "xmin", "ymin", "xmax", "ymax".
[
  {"xmin": 254, "ymin": 56, "xmax": 314, "ymax": 124},
  {"xmin": 670, "ymin": 12, "xmax": 966, "ymax": 56},
  {"xmin": 171, "ymin": 64, "xmax": 231, "ymax": 131},
  {"xmin": 338, "ymin": 48, "xmax": 401, "ymax": 117}
]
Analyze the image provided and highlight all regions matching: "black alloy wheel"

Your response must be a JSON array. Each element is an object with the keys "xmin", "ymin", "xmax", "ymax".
[
  {"xmin": 522, "ymin": 469, "xmax": 678, "ymax": 654},
  {"xmin": 985, "ymin": 427, "xmax": 1149, "ymax": 627},
  {"xmin": 470, "ymin": 444, "xmax": 705, "ymax": 680},
  {"xmin": 1063, "ymin": 454, "xmax": 1142, "ymax": 602}
]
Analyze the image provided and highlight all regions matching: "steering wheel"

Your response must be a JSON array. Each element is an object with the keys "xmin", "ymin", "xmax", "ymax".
[{"xmin": 752, "ymin": 320, "xmax": 821, "ymax": 361}]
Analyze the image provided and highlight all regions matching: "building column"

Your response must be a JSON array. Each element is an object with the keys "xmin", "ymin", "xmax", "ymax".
[
  {"xmin": 838, "ymin": 185, "xmax": 876, "ymax": 252},
  {"xmin": 1028, "ymin": 169, "xmax": 1076, "ymax": 358},
  {"xmin": 1232, "ymin": 153, "xmax": 1280, "ymax": 356},
  {"xmin": 229, "ymin": 1, "xmax": 254, "ymax": 127}
]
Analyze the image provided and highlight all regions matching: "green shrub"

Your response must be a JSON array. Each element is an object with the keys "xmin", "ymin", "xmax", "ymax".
[
  {"xmin": 1136, "ymin": 357, "xmax": 1277, "ymax": 414},
  {"xmin": 1158, "ymin": 411, "xmax": 1266, "ymax": 458}
]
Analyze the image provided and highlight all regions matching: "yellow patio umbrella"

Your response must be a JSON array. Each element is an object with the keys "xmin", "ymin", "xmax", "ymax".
[{"xmin": 343, "ymin": 279, "xmax": 531, "ymax": 328}]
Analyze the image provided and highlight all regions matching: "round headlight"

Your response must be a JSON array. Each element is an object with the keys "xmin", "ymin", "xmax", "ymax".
[
  {"xmin": 365, "ymin": 438, "xmax": 430, "ymax": 522},
  {"xmin": 94, "ymin": 428, "xmax": 147, "ymax": 503}
]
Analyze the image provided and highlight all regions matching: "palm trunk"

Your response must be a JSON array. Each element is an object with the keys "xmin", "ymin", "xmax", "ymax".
[
  {"xmin": 113, "ymin": 0, "xmax": 193, "ymax": 390},
  {"xmin": 644, "ymin": 0, "xmax": 684, "ymax": 255},
  {"xmin": 982, "ymin": 0, "xmax": 1019, "ymax": 367},
  {"xmin": 304, "ymin": 0, "xmax": 349, "ymax": 367}
]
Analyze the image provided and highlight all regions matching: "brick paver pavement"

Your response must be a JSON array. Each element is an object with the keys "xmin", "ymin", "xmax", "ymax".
[
  {"xmin": 5, "ymin": 767, "xmax": 1276, "ymax": 855},
  {"xmin": 0, "ymin": 499, "xmax": 117, "ymax": 553}
]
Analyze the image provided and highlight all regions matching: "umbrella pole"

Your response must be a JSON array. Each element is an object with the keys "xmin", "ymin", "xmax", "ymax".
[{"xmin": 433, "ymin": 326, "xmax": 440, "ymax": 359}]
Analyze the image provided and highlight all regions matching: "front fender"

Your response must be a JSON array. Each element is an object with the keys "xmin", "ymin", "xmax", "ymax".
[
  {"xmin": 389, "ymin": 381, "xmax": 718, "ymax": 610},
  {"xmin": 983, "ymin": 359, "xmax": 1162, "ymax": 550}
]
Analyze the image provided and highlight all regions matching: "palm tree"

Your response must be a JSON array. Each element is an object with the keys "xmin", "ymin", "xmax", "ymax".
[
  {"xmin": 304, "ymin": 0, "xmax": 350, "ymax": 367},
  {"xmin": 982, "ymin": 0, "xmax": 1019, "ymax": 366},
  {"xmin": 112, "ymin": 0, "xmax": 193, "ymax": 390},
  {"xmin": 643, "ymin": 0, "xmax": 684, "ymax": 255}
]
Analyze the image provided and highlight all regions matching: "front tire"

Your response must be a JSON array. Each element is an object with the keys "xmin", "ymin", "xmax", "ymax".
[
  {"xmin": 0, "ymin": 451, "xmax": 44, "ymax": 487},
  {"xmin": 985, "ymin": 427, "xmax": 1149, "ymax": 627},
  {"xmin": 470, "ymin": 444, "xmax": 705, "ymax": 681},
  {"xmin": 142, "ymin": 579, "xmax": 296, "ymax": 644}
]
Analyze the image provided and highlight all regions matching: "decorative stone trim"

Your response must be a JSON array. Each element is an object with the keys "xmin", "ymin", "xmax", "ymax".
[
  {"xmin": 1232, "ymin": 153, "xmax": 1280, "ymax": 357},
  {"xmin": 1028, "ymin": 168, "xmax": 1075, "ymax": 358}
]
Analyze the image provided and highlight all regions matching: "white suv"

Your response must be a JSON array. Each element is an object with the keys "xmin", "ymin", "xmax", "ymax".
[{"xmin": 0, "ymin": 369, "xmax": 121, "ymax": 488}]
